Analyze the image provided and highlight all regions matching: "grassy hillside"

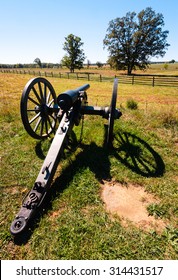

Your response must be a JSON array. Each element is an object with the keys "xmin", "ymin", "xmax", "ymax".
[{"xmin": 0, "ymin": 73, "xmax": 177, "ymax": 259}]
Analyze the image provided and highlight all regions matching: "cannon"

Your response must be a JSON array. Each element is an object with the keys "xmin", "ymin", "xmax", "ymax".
[{"xmin": 10, "ymin": 77, "xmax": 122, "ymax": 236}]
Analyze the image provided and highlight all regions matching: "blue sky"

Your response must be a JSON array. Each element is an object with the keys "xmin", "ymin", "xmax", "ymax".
[{"xmin": 0, "ymin": 0, "xmax": 178, "ymax": 64}]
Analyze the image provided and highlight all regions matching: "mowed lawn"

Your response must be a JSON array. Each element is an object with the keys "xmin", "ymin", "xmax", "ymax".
[{"xmin": 0, "ymin": 73, "xmax": 177, "ymax": 259}]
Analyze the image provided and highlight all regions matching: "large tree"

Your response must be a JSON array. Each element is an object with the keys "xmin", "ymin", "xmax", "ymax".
[
  {"xmin": 34, "ymin": 58, "xmax": 42, "ymax": 68},
  {"xmin": 103, "ymin": 7, "xmax": 170, "ymax": 75},
  {"xmin": 61, "ymin": 34, "xmax": 85, "ymax": 72}
]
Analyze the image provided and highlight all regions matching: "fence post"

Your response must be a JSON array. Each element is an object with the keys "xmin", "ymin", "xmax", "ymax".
[
  {"xmin": 100, "ymin": 74, "xmax": 102, "ymax": 82},
  {"xmin": 132, "ymin": 76, "xmax": 134, "ymax": 85},
  {"xmin": 152, "ymin": 76, "xmax": 155, "ymax": 87}
]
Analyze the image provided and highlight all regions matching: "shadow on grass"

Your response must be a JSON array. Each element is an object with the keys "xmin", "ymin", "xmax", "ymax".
[
  {"xmin": 112, "ymin": 131, "xmax": 165, "ymax": 177},
  {"xmin": 13, "ymin": 130, "xmax": 165, "ymax": 244}
]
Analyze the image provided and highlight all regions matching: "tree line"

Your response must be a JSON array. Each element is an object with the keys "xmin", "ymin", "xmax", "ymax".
[
  {"xmin": 0, "ymin": 63, "xmax": 60, "ymax": 69},
  {"xmin": 1, "ymin": 7, "xmax": 171, "ymax": 75},
  {"xmin": 0, "ymin": 61, "xmax": 105, "ymax": 69}
]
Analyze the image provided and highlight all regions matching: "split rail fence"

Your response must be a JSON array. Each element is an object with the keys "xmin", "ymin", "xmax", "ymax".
[{"xmin": 1, "ymin": 69, "xmax": 178, "ymax": 87}]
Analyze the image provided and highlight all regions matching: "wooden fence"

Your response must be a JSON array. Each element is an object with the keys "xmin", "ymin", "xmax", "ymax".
[
  {"xmin": 1, "ymin": 69, "xmax": 178, "ymax": 87},
  {"xmin": 116, "ymin": 74, "xmax": 178, "ymax": 87}
]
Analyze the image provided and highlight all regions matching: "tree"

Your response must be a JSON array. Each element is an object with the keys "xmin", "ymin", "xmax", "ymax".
[
  {"xmin": 96, "ymin": 61, "xmax": 103, "ymax": 68},
  {"xmin": 34, "ymin": 58, "xmax": 42, "ymax": 68},
  {"xmin": 61, "ymin": 34, "xmax": 85, "ymax": 72},
  {"xmin": 169, "ymin": 59, "xmax": 175, "ymax": 64},
  {"xmin": 103, "ymin": 7, "xmax": 170, "ymax": 75}
]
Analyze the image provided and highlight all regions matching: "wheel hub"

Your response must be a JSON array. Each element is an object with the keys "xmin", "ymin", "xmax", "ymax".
[{"xmin": 35, "ymin": 104, "xmax": 49, "ymax": 117}]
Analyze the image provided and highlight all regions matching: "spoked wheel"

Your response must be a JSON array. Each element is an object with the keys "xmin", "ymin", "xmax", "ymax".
[
  {"xmin": 107, "ymin": 78, "xmax": 118, "ymax": 146},
  {"xmin": 21, "ymin": 77, "xmax": 58, "ymax": 139}
]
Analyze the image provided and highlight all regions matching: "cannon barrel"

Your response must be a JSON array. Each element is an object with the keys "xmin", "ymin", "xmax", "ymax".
[{"xmin": 57, "ymin": 84, "xmax": 90, "ymax": 111}]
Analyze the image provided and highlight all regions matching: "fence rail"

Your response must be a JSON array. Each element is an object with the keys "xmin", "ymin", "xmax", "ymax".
[
  {"xmin": 116, "ymin": 74, "xmax": 178, "ymax": 87},
  {"xmin": 1, "ymin": 69, "xmax": 178, "ymax": 87}
]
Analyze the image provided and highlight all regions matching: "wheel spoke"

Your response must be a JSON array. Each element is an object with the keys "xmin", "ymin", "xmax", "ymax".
[
  {"xmin": 32, "ymin": 86, "xmax": 42, "ymax": 104},
  {"xmin": 44, "ymin": 118, "xmax": 48, "ymax": 136},
  {"xmin": 40, "ymin": 118, "xmax": 45, "ymax": 136},
  {"xmin": 29, "ymin": 112, "xmax": 41, "ymax": 124},
  {"xmin": 34, "ymin": 117, "xmax": 42, "ymax": 132},
  {"xmin": 44, "ymin": 83, "xmax": 47, "ymax": 103},
  {"xmin": 38, "ymin": 82, "xmax": 44, "ymax": 103},
  {"xmin": 47, "ymin": 115, "xmax": 54, "ymax": 131},
  {"xmin": 48, "ymin": 98, "xmax": 54, "ymax": 107},
  {"xmin": 27, "ymin": 109, "xmax": 38, "ymax": 112},
  {"xmin": 28, "ymin": 96, "xmax": 40, "ymax": 106},
  {"xmin": 46, "ymin": 91, "xmax": 51, "ymax": 104}
]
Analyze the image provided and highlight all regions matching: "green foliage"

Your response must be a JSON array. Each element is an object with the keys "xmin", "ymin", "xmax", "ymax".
[
  {"xmin": 169, "ymin": 59, "xmax": 175, "ymax": 64},
  {"xmin": 96, "ymin": 61, "xmax": 103, "ymax": 68},
  {"xmin": 103, "ymin": 7, "xmax": 170, "ymax": 74},
  {"xmin": 164, "ymin": 63, "xmax": 168, "ymax": 70},
  {"xmin": 147, "ymin": 203, "xmax": 168, "ymax": 218},
  {"xmin": 61, "ymin": 34, "xmax": 86, "ymax": 72},
  {"xmin": 33, "ymin": 58, "xmax": 42, "ymax": 68},
  {"xmin": 126, "ymin": 98, "xmax": 138, "ymax": 110}
]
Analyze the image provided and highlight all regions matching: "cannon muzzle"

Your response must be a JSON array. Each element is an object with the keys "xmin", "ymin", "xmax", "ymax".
[{"xmin": 57, "ymin": 84, "xmax": 90, "ymax": 111}]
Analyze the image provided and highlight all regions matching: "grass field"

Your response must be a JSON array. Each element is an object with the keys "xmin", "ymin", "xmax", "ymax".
[{"xmin": 0, "ymin": 73, "xmax": 178, "ymax": 260}]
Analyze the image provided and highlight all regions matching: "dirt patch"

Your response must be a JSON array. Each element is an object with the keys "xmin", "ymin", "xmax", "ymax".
[
  {"xmin": 101, "ymin": 181, "xmax": 166, "ymax": 232},
  {"xmin": 48, "ymin": 207, "xmax": 66, "ymax": 220}
]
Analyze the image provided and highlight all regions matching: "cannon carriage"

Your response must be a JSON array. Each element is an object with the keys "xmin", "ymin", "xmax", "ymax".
[{"xmin": 10, "ymin": 77, "xmax": 122, "ymax": 236}]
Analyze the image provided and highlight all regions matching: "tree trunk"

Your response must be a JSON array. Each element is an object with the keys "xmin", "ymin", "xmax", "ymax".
[
  {"xmin": 127, "ymin": 68, "xmax": 132, "ymax": 75},
  {"xmin": 127, "ymin": 64, "xmax": 133, "ymax": 75}
]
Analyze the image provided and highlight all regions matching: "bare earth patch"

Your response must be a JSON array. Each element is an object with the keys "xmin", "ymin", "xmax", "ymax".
[{"xmin": 101, "ymin": 181, "xmax": 166, "ymax": 232}]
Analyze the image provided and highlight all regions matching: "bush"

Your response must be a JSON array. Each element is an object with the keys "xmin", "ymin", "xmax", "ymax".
[
  {"xmin": 126, "ymin": 99, "xmax": 138, "ymax": 110},
  {"xmin": 161, "ymin": 111, "xmax": 178, "ymax": 128}
]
